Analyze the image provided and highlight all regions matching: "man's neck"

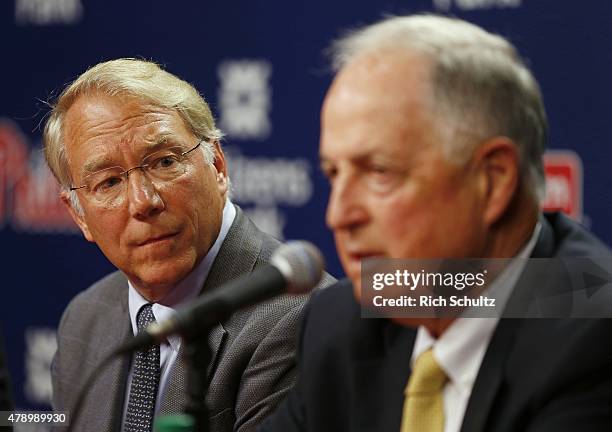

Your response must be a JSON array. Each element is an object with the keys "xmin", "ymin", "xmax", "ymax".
[
  {"xmin": 483, "ymin": 198, "xmax": 539, "ymax": 259},
  {"xmin": 424, "ymin": 201, "xmax": 540, "ymax": 338}
]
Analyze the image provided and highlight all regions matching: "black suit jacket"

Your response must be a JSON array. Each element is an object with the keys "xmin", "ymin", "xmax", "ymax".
[{"xmin": 261, "ymin": 213, "xmax": 612, "ymax": 431}]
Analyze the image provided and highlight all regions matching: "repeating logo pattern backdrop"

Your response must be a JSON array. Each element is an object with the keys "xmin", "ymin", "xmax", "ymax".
[{"xmin": 1, "ymin": 0, "xmax": 611, "ymax": 411}]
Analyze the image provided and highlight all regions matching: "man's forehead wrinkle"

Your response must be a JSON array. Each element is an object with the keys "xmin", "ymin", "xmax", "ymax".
[
  {"xmin": 77, "ymin": 129, "xmax": 182, "ymax": 177},
  {"xmin": 74, "ymin": 114, "xmax": 177, "ymax": 149},
  {"xmin": 70, "ymin": 95, "xmax": 176, "ymax": 136},
  {"xmin": 121, "ymin": 109, "xmax": 176, "ymax": 128},
  {"xmin": 64, "ymin": 95, "xmax": 191, "ymax": 182}
]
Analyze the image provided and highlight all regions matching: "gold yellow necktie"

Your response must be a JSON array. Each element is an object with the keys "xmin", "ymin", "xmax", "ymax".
[{"xmin": 400, "ymin": 348, "xmax": 447, "ymax": 432}]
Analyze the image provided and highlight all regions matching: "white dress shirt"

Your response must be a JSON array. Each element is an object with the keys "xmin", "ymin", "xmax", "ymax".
[
  {"xmin": 122, "ymin": 200, "xmax": 236, "ymax": 424},
  {"xmin": 410, "ymin": 223, "xmax": 541, "ymax": 432}
]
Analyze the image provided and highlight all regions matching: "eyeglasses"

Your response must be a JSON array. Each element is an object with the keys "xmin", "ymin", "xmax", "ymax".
[{"xmin": 70, "ymin": 141, "xmax": 204, "ymax": 206}]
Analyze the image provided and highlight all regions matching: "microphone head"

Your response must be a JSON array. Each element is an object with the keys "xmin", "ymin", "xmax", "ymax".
[{"xmin": 271, "ymin": 241, "xmax": 325, "ymax": 294}]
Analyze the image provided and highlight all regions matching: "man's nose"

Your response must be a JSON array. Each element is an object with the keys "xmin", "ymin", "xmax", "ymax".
[
  {"xmin": 326, "ymin": 174, "xmax": 368, "ymax": 231},
  {"xmin": 126, "ymin": 169, "xmax": 165, "ymax": 219}
]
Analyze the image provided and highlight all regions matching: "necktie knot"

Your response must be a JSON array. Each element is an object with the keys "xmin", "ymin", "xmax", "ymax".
[
  {"xmin": 137, "ymin": 303, "xmax": 156, "ymax": 332},
  {"xmin": 406, "ymin": 348, "xmax": 447, "ymax": 396}
]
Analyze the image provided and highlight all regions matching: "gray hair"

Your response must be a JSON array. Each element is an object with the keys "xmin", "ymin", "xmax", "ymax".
[
  {"xmin": 329, "ymin": 15, "xmax": 548, "ymax": 201},
  {"xmin": 43, "ymin": 58, "xmax": 224, "ymax": 212}
]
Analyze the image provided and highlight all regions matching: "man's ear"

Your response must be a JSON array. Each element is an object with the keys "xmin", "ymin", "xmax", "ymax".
[
  {"xmin": 211, "ymin": 141, "xmax": 229, "ymax": 194},
  {"xmin": 474, "ymin": 137, "xmax": 520, "ymax": 226},
  {"xmin": 60, "ymin": 191, "xmax": 94, "ymax": 242}
]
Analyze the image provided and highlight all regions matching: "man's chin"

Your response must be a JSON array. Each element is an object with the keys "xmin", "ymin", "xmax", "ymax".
[{"xmin": 128, "ymin": 264, "xmax": 192, "ymax": 300}]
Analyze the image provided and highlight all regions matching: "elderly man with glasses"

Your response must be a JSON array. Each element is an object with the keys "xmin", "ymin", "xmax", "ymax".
[{"xmin": 44, "ymin": 58, "xmax": 333, "ymax": 432}]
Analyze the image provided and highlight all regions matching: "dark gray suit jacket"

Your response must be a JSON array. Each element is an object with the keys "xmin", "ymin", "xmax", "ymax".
[{"xmin": 52, "ymin": 206, "xmax": 334, "ymax": 431}]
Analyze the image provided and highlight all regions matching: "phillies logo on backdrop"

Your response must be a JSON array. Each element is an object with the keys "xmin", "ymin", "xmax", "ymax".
[
  {"xmin": 542, "ymin": 150, "xmax": 583, "ymax": 221},
  {"xmin": 0, "ymin": 118, "xmax": 77, "ymax": 233}
]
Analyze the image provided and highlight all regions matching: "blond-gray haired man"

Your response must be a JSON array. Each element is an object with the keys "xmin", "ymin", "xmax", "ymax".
[
  {"xmin": 45, "ymin": 59, "xmax": 333, "ymax": 432},
  {"xmin": 260, "ymin": 15, "xmax": 612, "ymax": 432}
]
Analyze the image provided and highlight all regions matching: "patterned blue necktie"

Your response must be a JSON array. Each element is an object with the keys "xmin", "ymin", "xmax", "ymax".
[{"xmin": 125, "ymin": 303, "xmax": 160, "ymax": 432}]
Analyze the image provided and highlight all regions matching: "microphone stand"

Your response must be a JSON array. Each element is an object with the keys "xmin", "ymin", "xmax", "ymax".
[
  {"xmin": 154, "ymin": 326, "xmax": 214, "ymax": 432},
  {"xmin": 183, "ymin": 329, "xmax": 213, "ymax": 432}
]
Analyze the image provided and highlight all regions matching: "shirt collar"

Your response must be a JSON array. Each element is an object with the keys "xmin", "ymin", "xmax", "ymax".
[
  {"xmin": 128, "ymin": 199, "xmax": 236, "ymax": 351},
  {"xmin": 411, "ymin": 221, "xmax": 542, "ymax": 389}
]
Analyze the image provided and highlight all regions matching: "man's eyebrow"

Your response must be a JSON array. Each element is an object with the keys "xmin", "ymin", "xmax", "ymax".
[
  {"xmin": 81, "ymin": 156, "xmax": 117, "ymax": 177},
  {"xmin": 319, "ymin": 153, "xmax": 376, "ymax": 167},
  {"xmin": 143, "ymin": 133, "xmax": 176, "ymax": 150},
  {"xmin": 79, "ymin": 134, "xmax": 180, "ymax": 177}
]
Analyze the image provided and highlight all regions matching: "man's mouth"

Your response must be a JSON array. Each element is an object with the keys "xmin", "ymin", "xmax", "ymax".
[
  {"xmin": 346, "ymin": 251, "xmax": 383, "ymax": 262},
  {"xmin": 138, "ymin": 232, "xmax": 179, "ymax": 246}
]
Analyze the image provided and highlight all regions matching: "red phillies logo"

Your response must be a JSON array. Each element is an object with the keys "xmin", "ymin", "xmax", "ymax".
[
  {"xmin": 543, "ymin": 151, "xmax": 583, "ymax": 221},
  {"xmin": 0, "ymin": 119, "xmax": 77, "ymax": 233}
]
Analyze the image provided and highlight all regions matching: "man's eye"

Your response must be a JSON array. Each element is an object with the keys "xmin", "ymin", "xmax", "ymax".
[
  {"xmin": 320, "ymin": 165, "xmax": 337, "ymax": 181},
  {"xmin": 370, "ymin": 162, "xmax": 407, "ymax": 178},
  {"xmin": 371, "ymin": 165, "xmax": 389, "ymax": 175},
  {"xmin": 368, "ymin": 165, "xmax": 394, "ymax": 180},
  {"xmin": 365, "ymin": 165, "xmax": 406, "ymax": 192},
  {"xmin": 95, "ymin": 177, "xmax": 122, "ymax": 192},
  {"xmin": 152, "ymin": 155, "xmax": 179, "ymax": 169}
]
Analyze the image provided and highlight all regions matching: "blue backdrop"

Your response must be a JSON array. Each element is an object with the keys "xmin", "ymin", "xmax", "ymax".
[{"xmin": 1, "ymin": 0, "xmax": 611, "ymax": 413}]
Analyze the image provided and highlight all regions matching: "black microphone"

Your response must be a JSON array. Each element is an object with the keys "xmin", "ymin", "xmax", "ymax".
[{"xmin": 117, "ymin": 240, "xmax": 324, "ymax": 353}]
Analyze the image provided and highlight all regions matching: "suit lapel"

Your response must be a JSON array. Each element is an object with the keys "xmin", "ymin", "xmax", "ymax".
[
  {"xmin": 459, "ymin": 319, "xmax": 521, "ymax": 432},
  {"xmin": 83, "ymin": 279, "xmax": 131, "ymax": 432},
  {"xmin": 352, "ymin": 322, "xmax": 416, "ymax": 432},
  {"xmin": 503, "ymin": 216, "xmax": 556, "ymax": 316},
  {"xmin": 160, "ymin": 205, "xmax": 264, "ymax": 415}
]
